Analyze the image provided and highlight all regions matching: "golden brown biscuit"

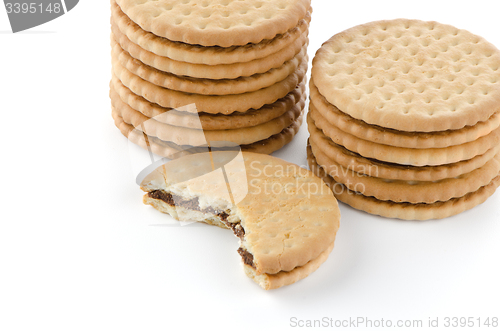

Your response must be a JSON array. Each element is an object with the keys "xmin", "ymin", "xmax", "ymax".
[
  {"xmin": 110, "ymin": 0, "xmax": 311, "ymax": 64},
  {"xmin": 115, "ymin": 0, "xmax": 311, "ymax": 47},
  {"xmin": 312, "ymin": 19, "xmax": 500, "ymax": 132},
  {"xmin": 140, "ymin": 150, "xmax": 340, "ymax": 289}
]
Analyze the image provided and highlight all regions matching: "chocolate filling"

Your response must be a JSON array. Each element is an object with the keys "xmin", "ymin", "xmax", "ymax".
[
  {"xmin": 220, "ymin": 213, "xmax": 245, "ymax": 240},
  {"xmin": 237, "ymin": 248, "xmax": 256, "ymax": 268},
  {"xmin": 148, "ymin": 190, "xmax": 216, "ymax": 214},
  {"xmin": 149, "ymin": 190, "xmax": 253, "ymax": 267}
]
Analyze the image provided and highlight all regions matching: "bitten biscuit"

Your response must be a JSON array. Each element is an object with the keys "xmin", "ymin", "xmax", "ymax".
[{"xmin": 139, "ymin": 151, "xmax": 340, "ymax": 289}]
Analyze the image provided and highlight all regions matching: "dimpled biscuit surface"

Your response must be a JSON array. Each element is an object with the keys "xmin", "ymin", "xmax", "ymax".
[
  {"xmin": 140, "ymin": 152, "xmax": 340, "ymax": 275},
  {"xmin": 115, "ymin": 0, "xmax": 311, "ymax": 47},
  {"xmin": 111, "ymin": 0, "xmax": 311, "ymax": 65},
  {"xmin": 312, "ymin": 19, "xmax": 500, "ymax": 132},
  {"xmin": 234, "ymin": 153, "xmax": 340, "ymax": 274}
]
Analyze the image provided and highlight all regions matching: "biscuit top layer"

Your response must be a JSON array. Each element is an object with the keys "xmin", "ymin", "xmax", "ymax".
[
  {"xmin": 115, "ymin": 0, "xmax": 311, "ymax": 47},
  {"xmin": 141, "ymin": 151, "xmax": 340, "ymax": 275},
  {"xmin": 312, "ymin": 19, "xmax": 500, "ymax": 132}
]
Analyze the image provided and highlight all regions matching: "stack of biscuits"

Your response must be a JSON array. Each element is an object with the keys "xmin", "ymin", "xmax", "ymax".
[
  {"xmin": 307, "ymin": 19, "xmax": 500, "ymax": 220},
  {"xmin": 109, "ymin": 0, "xmax": 311, "ymax": 157}
]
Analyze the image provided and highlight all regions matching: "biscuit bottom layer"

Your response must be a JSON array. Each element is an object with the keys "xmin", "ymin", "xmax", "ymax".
[
  {"xmin": 146, "ymin": 189, "xmax": 335, "ymax": 290},
  {"xmin": 148, "ymin": 190, "xmax": 256, "ymax": 268}
]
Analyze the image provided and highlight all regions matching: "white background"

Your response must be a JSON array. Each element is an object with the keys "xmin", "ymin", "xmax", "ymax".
[{"xmin": 1, "ymin": 1, "xmax": 499, "ymax": 330}]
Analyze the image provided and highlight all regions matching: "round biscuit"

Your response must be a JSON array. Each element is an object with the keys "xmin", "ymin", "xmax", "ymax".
[
  {"xmin": 139, "ymin": 150, "xmax": 340, "ymax": 275},
  {"xmin": 111, "ymin": 0, "xmax": 311, "ymax": 65},
  {"xmin": 312, "ymin": 19, "xmax": 500, "ymax": 132},
  {"xmin": 115, "ymin": 0, "xmax": 311, "ymax": 47}
]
